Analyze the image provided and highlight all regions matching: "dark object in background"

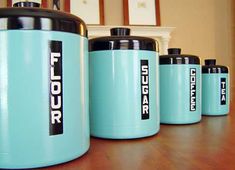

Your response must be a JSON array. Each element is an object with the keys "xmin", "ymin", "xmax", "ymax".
[
  {"xmin": 41, "ymin": 0, "xmax": 69, "ymax": 12},
  {"xmin": 53, "ymin": 0, "xmax": 60, "ymax": 10}
]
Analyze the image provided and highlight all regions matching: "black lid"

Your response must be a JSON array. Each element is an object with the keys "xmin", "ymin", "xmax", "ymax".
[
  {"xmin": 205, "ymin": 59, "xmax": 216, "ymax": 66},
  {"xmin": 89, "ymin": 27, "xmax": 158, "ymax": 52},
  {"xmin": 168, "ymin": 48, "xmax": 181, "ymax": 55},
  {"xmin": 110, "ymin": 27, "xmax": 131, "ymax": 36},
  {"xmin": 13, "ymin": 2, "xmax": 40, "ymax": 7},
  {"xmin": 160, "ymin": 48, "xmax": 200, "ymax": 65},
  {"xmin": 202, "ymin": 59, "xmax": 228, "ymax": 73},
  {"xmin": 0, "ymin": 6, "xmax": 87, "ymax": 37}
]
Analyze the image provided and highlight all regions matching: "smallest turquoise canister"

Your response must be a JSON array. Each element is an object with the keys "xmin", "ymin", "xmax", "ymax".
[{"xmin": 202, "ymin": 59, "xmax": 230, "ymax": 116}]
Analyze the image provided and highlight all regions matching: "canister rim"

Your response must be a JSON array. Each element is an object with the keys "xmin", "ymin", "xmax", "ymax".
[
  {"xmin": 159, "ymin": 54, "xmax": 200, "ymax": 65},
  {"xmin": 89, "ymin": 36, "xmax": 158, "ymax": 52},
  {"xmin": 202, "ymin": 65, "xmax": 228, "ymax": 73},
  {"xmin": 0, "ymin": 8, "xmax": 87, "ymax": 37}
]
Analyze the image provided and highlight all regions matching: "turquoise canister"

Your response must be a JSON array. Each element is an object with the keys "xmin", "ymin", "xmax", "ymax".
[
  {"xmin": 160, "ymin": 48, "xmax": 201, "ymax": 124},
  {"xmin": 202, "ymin": 59, "xmax": 230, "ymax": 116},
  {"xmin": 0, "ymin": 5, "xmax": 89, "ymax": 169},
  {"xmin": 89, "ymin": 28, "xmax": 159, "ymax": 139}
]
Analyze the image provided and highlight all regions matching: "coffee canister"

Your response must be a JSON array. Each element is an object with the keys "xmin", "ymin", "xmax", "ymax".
[
  {"xmin": 89, "ymin": 28, "xmax": 159, "ymax": 139},
  {"xmin": 202, "ymin": 59, "xmax": 229, "ymax": 116},
  {"xmin": 160, "ymin": 48, "xmax": 201, "ymax": 124},
  {"xmin": 0, "ymin": 3, "xmax": 89, "ymax": 169}
]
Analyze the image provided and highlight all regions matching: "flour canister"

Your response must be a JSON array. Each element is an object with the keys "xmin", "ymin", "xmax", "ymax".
[
  {"xmin": 0, "ymin": 5, "xmax": 89, "ymax": 169},
  {"xmin": 202, "ymin": 59, "xmax": 229, "ymax": 116},
  {"xmin": 160, "ymin": 48, "xmax": 201, "ymax": 124},
  {"xmin": 89, "ymin": 28, "xmax": 159, "ymax": 139}
]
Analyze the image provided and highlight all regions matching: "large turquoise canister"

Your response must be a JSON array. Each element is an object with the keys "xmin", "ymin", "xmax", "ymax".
[
  {"xmin": 89, "ymin": 28, "xmax": 160, "ymax": 139},
  {"xmin": 202, "ymin": 59, "xmax": 230, "ymax": 116},
  {"xmin": 160, "ymin": 48, "xmax": 201, "ymax": 124},
  {"xmin": 0, "ymin": 4, "xmax": 89, "ymax": 169}
]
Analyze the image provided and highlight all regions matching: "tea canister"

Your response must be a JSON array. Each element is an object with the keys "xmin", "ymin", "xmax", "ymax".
[
  {"xmin": 0, "ymin": 3, "xmax": 89, "ymax": 169},
  {"xmin": 202, "ymin": 59, "xmax": 229, "ymax": 116},
  {"xmin": 89, "ymin": 27, "xmax": 160, "ymax": 139},
  {"xmin": 160, "ymin": 48, "xmax": 201, "ymax": 124}
]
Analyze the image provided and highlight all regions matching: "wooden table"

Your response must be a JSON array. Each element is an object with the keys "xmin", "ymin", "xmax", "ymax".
[{"xmin": 43, "ymin": 104, "xmax": 235, "ymax": 170}]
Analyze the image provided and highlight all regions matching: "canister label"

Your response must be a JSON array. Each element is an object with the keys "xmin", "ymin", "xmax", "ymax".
[
  {"xmin": 49, "ymin": 41, "xmax": 63, "ymax": 135},
  {"xmin": 190, "ymin": 68, "xmax": 196, "ymax": 111},
  {"xmin": 141, "ymin": 60, "xmax": 149, "ymax": 120},
  {"xmin": 221, "ymin": 78, "xmax": 226, "ymax": 105}
]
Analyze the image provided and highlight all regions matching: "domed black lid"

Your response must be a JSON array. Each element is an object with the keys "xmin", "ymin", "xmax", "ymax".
[
  {"xmin": 202, "ymin": 59, "xmax": 228, "ymax": 73},
  {"xmin": 89, "ymin": 27, "xmax": 158, "ymax": 52},
  {"xmin": 0, "ymin": 3, "xmax": 87, "ymax": 37},
  {"xmin": 160, "ymin": 48, "xmax": 200, "ymax": 65}
]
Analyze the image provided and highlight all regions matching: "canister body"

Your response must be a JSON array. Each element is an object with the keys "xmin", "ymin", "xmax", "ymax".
[
  {"xmin": 89, "ymin": 50, "xmax": 159, "ymax": 139},
  {"xmin": 160, "ymin": 65, "xmax": 201, "ymax": 124},
  {"xmin": 0, "ymin": 30, "xmax": 89, "ymax": 169},
  {"xmin": 202, "ymin": 73, "xmax": 229, "ymax": 115}
]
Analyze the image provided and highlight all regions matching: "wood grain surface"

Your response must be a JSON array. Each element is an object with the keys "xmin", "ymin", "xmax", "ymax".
[{"xmin": 40, "ymin": 104, "xmax": 235, "ymax": 170}]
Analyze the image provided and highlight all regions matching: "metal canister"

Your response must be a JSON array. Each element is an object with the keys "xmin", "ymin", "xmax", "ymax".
[
  {"xmin": 202, "ymin": 59, "xmax": 229, "ymax": 115},
  {"xmin": 89, "ymin": 27, "xmax": 159, "ymax": 139},
  {"xmin": 0, "ymin": 3, "xmax": 89, "ymax": 169},
  {"xmin": 160, "ymin": 48, "xmax": 201, "ymax": 124}
]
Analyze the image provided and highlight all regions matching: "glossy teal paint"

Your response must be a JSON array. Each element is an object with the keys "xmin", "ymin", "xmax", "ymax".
[
  {"xmin": 160, "ymin": 65, "xmax": 201, "ymax": 124},
  {"xmin": 202, "ymin": 74, "xmax": 229, "ymax": 115},
  {"xmin": 89, "ymin": 50, "xmax": 159, "ymax": 139},
  {"xmin": 0, "ymin": 30, "xmax": 89, "ymax": 169}
]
